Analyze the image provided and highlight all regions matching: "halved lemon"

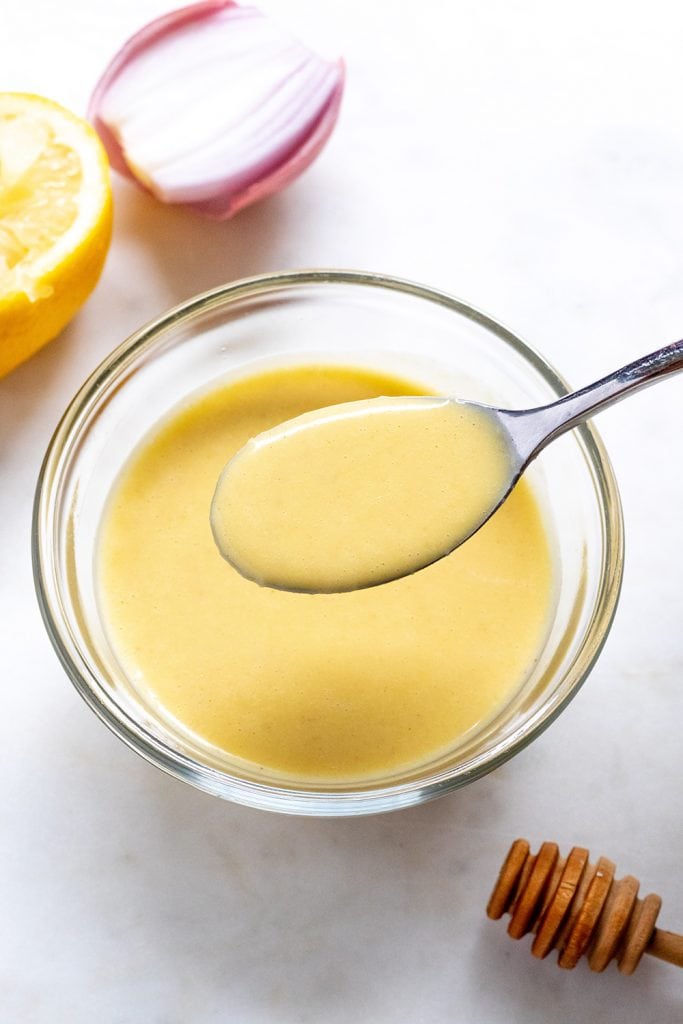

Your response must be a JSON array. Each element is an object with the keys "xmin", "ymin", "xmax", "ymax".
[{"xmin": 0, "ymin": 93, "xmax": 113, "ymax": 378}]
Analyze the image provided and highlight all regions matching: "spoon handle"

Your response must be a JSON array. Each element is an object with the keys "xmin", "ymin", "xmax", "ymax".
[{"xmin": 514, "ymin": 339, "xmax": 683, "ymax": 456}]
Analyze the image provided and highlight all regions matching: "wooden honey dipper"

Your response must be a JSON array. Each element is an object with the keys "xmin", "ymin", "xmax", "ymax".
[{"xmin": 487, "ymin": 839, "xmax": 683, "ymax": 975}]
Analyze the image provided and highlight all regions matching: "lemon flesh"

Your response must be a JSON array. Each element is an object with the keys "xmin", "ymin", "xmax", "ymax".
[{"xmin": 0, "ymin": 93, "xmax": 113, "ymax": 378}]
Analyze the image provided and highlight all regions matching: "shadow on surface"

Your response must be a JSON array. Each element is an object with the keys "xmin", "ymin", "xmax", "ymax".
[
  {"xmin": 468, "ymin": 912, "xmax": 683, "ymax": 1022},
  {"xmin": 112, "ymin": 178, "xmax": 293, "ymax": 304}
]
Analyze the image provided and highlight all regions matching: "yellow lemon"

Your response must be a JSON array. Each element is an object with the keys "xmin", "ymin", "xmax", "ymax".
[{"xmin": 0, "ymin": 93, "xmax": 113, "ymax": 378}]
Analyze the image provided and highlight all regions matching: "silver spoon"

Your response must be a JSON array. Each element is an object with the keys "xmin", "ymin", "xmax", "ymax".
[
  {"xmin": 212, "ymin": 340, "xmax": 683, "ymax": 593},
  {"xmin": 489, "ymin": 339, "xmax": 683, "ymax": 486}
]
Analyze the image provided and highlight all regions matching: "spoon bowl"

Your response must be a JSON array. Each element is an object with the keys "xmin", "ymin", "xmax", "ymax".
[
  {"xmin": 212, "ymin": 339, "xmax": 683, "ymax": 594},
  {"xmin": 210, "ymin": 394, "xmax": 516, "ymax": 593}
]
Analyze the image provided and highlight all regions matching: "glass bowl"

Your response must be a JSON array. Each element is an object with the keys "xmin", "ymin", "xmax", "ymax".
[{"xmin": 33, "ymin": 270, "xmax": 624, "ymax": 816}]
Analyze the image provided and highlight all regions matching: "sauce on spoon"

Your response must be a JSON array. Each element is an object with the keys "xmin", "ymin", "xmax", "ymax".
[
  {"xmin": 213, "ymin": 338, "xmax": 683, "ymax": 594},
  {"xmin": 211, "ymin": 395, "xmax": 513, "ymax": 593}
]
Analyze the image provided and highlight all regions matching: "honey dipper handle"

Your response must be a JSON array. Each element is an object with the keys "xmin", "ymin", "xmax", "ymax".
[{"xmin": 648, "ymin": 929, "xmax": 683, "ymax": 968}]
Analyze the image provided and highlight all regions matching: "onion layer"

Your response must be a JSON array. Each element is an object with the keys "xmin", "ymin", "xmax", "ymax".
[{"xmin": 88, "ymin": 1, "xmax": 344, "ymax": 218}]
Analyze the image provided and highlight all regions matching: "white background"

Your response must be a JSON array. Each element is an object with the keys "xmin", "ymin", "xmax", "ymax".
[{"xmin": 2, "ymin": 1, "xmax": 682, "ymax": 1020}]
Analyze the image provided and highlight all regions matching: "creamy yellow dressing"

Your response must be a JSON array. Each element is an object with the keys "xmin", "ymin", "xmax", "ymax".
[
  {"xmin": 211, "ymin": 395, "xmax": 512, "ymax": 592},
  {"xmin": 97, "ymin": 364, "xmax": 554, "ymax": 783}
]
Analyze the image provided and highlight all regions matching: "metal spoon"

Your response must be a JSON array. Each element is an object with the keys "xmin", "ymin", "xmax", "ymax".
[
  {"xmin": 212, "ymin": 340, "xmax": 683, "ymax": 593},
  {"xmin": 487, "ymin": 338, "xmax": 683, "ymax": 490}
]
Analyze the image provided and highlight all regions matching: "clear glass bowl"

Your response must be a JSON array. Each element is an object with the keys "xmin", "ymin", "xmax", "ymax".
[{"xmin": 33, "ymin": 270, "xmax": 624, "ymax": 815}]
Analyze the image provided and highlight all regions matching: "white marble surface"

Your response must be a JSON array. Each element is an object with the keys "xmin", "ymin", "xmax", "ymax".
[{"xmin": 2, "ymin": 1, "xmax": 682, "ymax": 1020}]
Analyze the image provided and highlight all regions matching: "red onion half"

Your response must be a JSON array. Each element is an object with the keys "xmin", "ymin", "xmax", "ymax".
[{"xmin": 88, "ymin": 1, "xmax": 344, "ymax": 218}]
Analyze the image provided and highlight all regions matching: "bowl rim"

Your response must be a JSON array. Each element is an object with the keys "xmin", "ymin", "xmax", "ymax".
[{"xmin": 32, "ymin": 268, "xmax": 624, "ymax": 815}]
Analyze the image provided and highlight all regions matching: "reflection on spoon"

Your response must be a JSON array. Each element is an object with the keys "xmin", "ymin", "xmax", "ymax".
[{"xmin": 211, "ymin": 340, "xmax": 683, "ymax": 593}]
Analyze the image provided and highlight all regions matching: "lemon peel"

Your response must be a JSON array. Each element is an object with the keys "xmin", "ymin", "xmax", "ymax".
[{"xmin": 0, "ymin": 93, "xmax": 113, "ymax": 378}]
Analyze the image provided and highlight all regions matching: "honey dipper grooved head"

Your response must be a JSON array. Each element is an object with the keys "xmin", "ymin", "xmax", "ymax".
[{"xmin": 487, "ymin": 840, "xmax": 683, "ymax": 975}]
